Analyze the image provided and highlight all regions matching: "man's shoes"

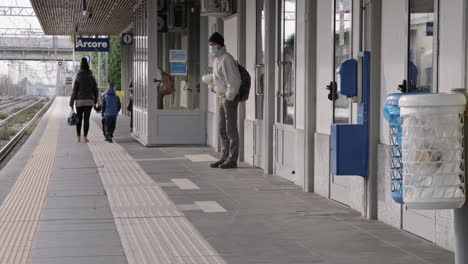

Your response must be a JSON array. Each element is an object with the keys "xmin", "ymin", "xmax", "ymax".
[
  {"xmin": 220, "ymin": 160, "xmax": 237, "ymax": 169},
  {"xmin": 210, "ymin": 160, "xmax": 225, "ymax": 168}
]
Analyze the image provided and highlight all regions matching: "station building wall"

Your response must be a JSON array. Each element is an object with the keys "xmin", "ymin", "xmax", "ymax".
[{"xmin": 200, "ymin": 0, "xmax": 467, "ymax": 252}]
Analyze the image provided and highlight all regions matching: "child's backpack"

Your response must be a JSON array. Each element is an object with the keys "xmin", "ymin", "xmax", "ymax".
[{"xmin": 238, "ymin": 64, "xmax": 251, "ymax": 101}]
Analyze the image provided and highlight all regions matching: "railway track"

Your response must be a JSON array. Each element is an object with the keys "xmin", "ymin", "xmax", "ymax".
[
  {"xmin": 0, "ymin": 96, "xmax": 38, "ymax": 111},
  {"xmin": 0, "ymin": 97, "xmax": 53, "ymax": 163}
]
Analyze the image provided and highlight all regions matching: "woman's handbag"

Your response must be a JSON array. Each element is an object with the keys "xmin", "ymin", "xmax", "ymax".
[
  {"xmin": 94, "ymin": 104, "xmax": 102, "ymax": 113},
  {"xmin": 67, "ymin": 110, "xmax": 79, "ymax": 126}
]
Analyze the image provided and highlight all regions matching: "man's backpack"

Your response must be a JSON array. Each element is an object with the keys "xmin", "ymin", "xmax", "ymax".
[{"xmin": 238, "ymin": 64, "xmax": 251, "ymax": 101}]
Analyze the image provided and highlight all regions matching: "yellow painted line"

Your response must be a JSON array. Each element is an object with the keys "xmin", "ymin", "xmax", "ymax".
[
  {"xmin": 87, "ymin": 121, "xmax": 226, "ymax": 264},
  {"xmin": 0, "ymin": 98, "xmax": 59, "ymax": 263}
]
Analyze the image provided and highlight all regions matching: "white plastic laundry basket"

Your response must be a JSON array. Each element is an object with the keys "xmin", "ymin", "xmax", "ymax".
[{"xmin": 399, "ymin": 93, "xmax": 466, "ymax": 209}]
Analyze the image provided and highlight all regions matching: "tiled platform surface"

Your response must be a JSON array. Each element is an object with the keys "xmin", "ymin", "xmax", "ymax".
[
  {"xmin": 0, "ymin": 97, "xmax": 455, "ymax": 264},
  {"xmin": 110, "ymin": 116, "xmax": 454, "ymax": 264}
]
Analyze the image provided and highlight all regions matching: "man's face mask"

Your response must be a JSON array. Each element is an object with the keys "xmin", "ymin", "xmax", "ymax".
[{"xmin": 209, "ymin": 45, "xmax": 218, "ymax": 55}]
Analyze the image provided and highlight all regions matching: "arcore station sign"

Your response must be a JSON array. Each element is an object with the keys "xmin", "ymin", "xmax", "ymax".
[{"xmin": 75, "ymin": 38, "xmax": 110, "ymax": 52}]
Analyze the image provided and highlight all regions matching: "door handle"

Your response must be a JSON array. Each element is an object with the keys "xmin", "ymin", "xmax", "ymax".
[
  {"xmin": 326, "ymin": 81, "xmax": 338, "ymax": 101},
  {"xmin": 398, "ymin": 80, "xmax": 407, "ymax": 93},
  {"xmin": 255, "ymin": 64, "xmax": 265, "ymax": 95}
]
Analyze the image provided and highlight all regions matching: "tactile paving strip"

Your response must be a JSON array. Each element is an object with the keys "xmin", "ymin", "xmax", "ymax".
[
  {"xmin": 87, "ymin": 122, "xmax": 226, "ymax": 264},
  {"xmin": 0, "ymin": 99, "xmax": 59, "ymax": 263}
]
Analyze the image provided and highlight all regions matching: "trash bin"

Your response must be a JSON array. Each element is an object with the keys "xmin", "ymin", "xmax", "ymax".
[
  {"xmin": 383, "ymin": 93, "xmax": 404, "ymax": 204},
  {"xmin": 399, "ymin": 93, "xmax": 466, "ymax": 209}
]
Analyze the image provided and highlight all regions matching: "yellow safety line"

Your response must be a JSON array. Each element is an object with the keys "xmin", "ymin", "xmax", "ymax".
[{"xmin": 0, "ymin": 99, "xmax": 59, "ymax": 264}]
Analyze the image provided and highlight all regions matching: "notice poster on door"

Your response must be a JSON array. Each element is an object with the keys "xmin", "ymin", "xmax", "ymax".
[{"xmin": 169, "ymin": 50, "xmax": 187, "ymax": 62}]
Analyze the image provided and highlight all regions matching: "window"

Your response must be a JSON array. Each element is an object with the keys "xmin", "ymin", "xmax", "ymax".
[
  {"xmin": 408, "ymin": 0, "xmax": 437, "ymax": 92},
  {"xmin": 278, "ymin": 0, "xmax": 296, "ymax": 125},
  {"xmin": 255, "ymin": 0, "xmax": 265, "ymax": 120},
  {"xmin": 333, "ymin": 0, "xmax": 352, "ymax": 124}
]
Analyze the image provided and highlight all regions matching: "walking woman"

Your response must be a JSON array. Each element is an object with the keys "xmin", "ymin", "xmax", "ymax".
[{"xmin": 69, "ymin": 58, "xmax": 98, "ymax": 143}]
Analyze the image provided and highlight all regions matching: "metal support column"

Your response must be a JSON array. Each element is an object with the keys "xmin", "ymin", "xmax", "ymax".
[
  {"xmin": 454, "ymin": 88, "xmax": 468, "ymax": 264},
  {"xmin": 457, "ymin": 1, "xmax": 468, "ymax": 260},
  {"xmin": 455, "ymin": 205, "xmax": 468, "ymax": 263},
  {"xmin": 238, "ymin": 0, "xmax": 246, "ymax": 162},
  {"xmin": 304, "ymin": 0, "xmax": 317, "ymax": 192},
  {"xmin": 362, "ymin": 0, "xmax": 381, "ymax": 220},
  {"xmin": 263, "ymin": 0, "xmax": 276, "ymax": 174}
]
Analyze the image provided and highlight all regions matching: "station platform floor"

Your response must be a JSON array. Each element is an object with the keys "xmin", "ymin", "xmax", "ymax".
[{"xmin": 0, "ymin": 97, "xmax": 455, "ymax": 264}]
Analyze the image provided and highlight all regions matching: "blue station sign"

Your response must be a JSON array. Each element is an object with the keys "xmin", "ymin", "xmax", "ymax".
[{"xmin": 75, "ymin": 38, "xmax": 110, "ymax": 52}]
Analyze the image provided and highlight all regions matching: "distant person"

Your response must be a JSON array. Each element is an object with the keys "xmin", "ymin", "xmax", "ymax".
[
  {"xmin": 102, "ymin": 83, "xmax": 121, "ymax": 143},
  {"xmin": 207, "ymin": 32, "xmax": 242, "ymax": 169},
  {"xmin": 127, "ymin": 81, "xmax": 134, "ymax": 133},
  {"xmin": 70, "ymin": 57, "xmax": 98, "ymax": 143}
]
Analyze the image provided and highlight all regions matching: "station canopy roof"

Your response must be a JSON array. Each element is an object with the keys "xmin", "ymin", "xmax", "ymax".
[{"xmin": 30, "ymin": 0, "xmax": 135, "ymax": 35}]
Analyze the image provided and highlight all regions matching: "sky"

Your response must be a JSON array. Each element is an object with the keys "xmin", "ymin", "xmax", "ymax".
[
  {"xmin": 0, "ymin": 0, "xmax": 41, "ymax": 30},
  {"xmin": 0, "ymin": 0, "xmax": 59, "ymax": 86}
]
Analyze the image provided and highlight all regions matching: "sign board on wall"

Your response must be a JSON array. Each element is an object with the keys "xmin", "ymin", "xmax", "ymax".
[
  {"xmin": 121, "ymin": 33, "xmax": 133, "ymax": 45},
  {"xmin": 169, "ymin": 50, "xmax": 187, "ymax": 62},
  {"xmin": 75, "ymin": 38, "xmax": 110, "ymax": 52},
  {"xmin": 170, "ymin": 63, "xmax": 188, "ymax": 75},
  {"xmin": 426, "ymin": 22, "xmax": 434, "ymax": 36},
  {"xmin": 169, "ymin": 49, "xmax": 187, "ymax": 75}
]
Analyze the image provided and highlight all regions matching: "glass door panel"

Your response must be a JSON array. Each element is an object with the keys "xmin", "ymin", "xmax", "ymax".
[
  {"xmin": 333, "ymin": 0, "xmax": 352, "ymax": 124},
  {"xmin": 408, "ymin": 0, "xmax": 435, "ymax": 92},
  {"xmin": 255, "ymin": 0, "xmax": 265, "ymax": 120},
  {"xmin": 278, "ymin": 0, "xmax": 296, "ymax": 125}
]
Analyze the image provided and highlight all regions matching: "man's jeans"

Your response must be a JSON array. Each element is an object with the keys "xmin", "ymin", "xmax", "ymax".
[{"xmin": 219, "ymin": 96, "xmax": 240, "ymax": 162}]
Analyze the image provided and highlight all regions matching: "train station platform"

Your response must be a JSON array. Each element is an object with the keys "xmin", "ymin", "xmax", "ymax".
[{"xmin": 0, "ymin": 97, "xmax": 454, "ymax": 264}]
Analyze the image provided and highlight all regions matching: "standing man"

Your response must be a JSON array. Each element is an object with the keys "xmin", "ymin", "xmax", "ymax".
[{"xmin": 208, "ymin": 32, "xmax": 242, "ymax": 169}]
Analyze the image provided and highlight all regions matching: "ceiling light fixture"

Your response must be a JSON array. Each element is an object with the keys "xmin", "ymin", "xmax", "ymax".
[{"xmin": 82, "ymin": 0, "xmax": 87, "ymax": 16}]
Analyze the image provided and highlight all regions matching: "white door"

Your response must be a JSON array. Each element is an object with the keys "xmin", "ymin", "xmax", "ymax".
[
  {"xmin": 329, "ymin": 0, "xmax": 354, "ymax": 205},
  {"xmin": 382, "ymin": 0, "xmax": 438, "ymax": 242},
  {"xmin": 401, "ymin": 0, "xmax": 438, "ymax": 242},
  {"xmin": 274, "ymin": 0, "xmax": 297, "ymax": 182},
  {"xmin": 254, "ymin": 0, "xmax": 265, "ymax": 168}
]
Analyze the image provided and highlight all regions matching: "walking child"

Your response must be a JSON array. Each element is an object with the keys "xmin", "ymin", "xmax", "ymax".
[{"xmin": 102, "ymin": 83, "xmax": 121, "ymax": 143}]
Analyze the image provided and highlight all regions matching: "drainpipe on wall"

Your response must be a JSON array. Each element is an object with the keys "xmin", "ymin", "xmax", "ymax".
[
  {"xmin": 238, "ymin": 0, "xmax": 246, "ymax": 162},
  {"xmin": 455, "ymin": 2, "xmax": 468, "ymax": 261},
  {"xmin": 303, "ymin": 0, "xmax": 317, "ymax": 192},
  {"xmin": 263, "ymin": 0, "xmax": 276, "ymax": 175},
  {"xmin": 363, "ymin": 0, "xmax": 381, "ymax": 220},
  {"xmin": 214, "ymin": 18, "xmax": 224, "ymax": 152}
]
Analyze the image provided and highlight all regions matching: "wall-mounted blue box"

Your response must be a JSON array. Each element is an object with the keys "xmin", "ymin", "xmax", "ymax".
[{"xmin": 331, "ymin": 124, "xmax": 368, "ymax": 176}]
